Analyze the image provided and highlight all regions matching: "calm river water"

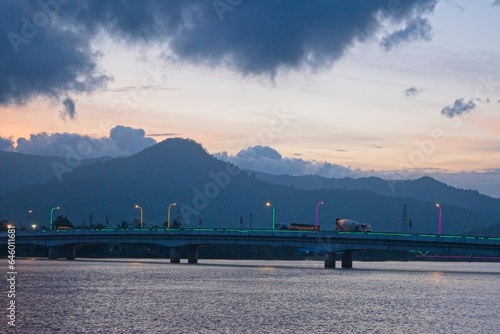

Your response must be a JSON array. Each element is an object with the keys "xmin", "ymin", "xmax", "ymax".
[{"xmin": 6, "ymin": 259, "xmax": 500, "ymax": 333}]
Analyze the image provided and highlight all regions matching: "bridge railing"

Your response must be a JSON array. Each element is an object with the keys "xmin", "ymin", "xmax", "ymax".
[{"xmin": 7, "ymin": 228, "xmax": 500, "ymax": 245}]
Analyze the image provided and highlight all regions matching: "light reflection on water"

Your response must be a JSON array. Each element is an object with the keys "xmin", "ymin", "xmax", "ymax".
[{"xmin": 11, "ymin": 259, "xmax": 500, "ymax": 333}]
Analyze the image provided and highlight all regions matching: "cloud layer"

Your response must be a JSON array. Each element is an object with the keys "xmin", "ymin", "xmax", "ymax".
[
  {"xmin": 1, "ymin": 0, "xmax": 437, "ymax": 106},
  {"xmin": 0, "ymin": 125, "xmax": 156, "ymax": 158},
  {"xmin": 216, "ymin": 145, "xmax": 500, "ymax": 198},
  {"xmin": 215, "ymin": 145, "xmax": 361, "ymax": 178},
  {"xmin": 0, "ymin": 136, "xmax": 14, "ymax": 151}
]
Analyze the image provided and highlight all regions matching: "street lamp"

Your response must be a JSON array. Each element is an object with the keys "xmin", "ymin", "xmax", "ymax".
[
  {"xmin": 315, "ymin": 201, "xmax": 324, "ymax": 231},
  {"xmin": 167, "ymin": 202, "xmax": 177, "ymax": 229},
  {"xmin": 135, "ymin": 205, "xmax": 143, "ymax": 229},
  {"xmin": 32, "ymin": 224, "xmax": 37, "ymax": 231},
  {"xmin": 50, "ymin": 206, "xmax": 60, "ymax": 230},
  {"xmin": 266, "ymin": 202, "xmax": 276, "ymax": 230},
  {"xmin": 436, "ymin": 203, "xmax": 442, "ymax": 235}
]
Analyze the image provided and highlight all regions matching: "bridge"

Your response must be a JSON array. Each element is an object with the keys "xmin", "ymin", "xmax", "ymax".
[{"xmin": 3, "ymin": 228, "xmax": 500, "ymax": 268}]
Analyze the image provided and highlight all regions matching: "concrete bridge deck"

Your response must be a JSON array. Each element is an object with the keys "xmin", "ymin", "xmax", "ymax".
[{"xmin": 2, "ymin": 228, "xmax": 500, "ymax": 268}]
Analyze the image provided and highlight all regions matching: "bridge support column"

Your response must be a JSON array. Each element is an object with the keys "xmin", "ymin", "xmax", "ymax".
[
  {"xmin": 188, "ymin": 246, "xmax": 198, "ymax": 264},
  {"xmin": 341, "ymin": 252, "xmax": 352, "ymax": 269},
  {"xmin": 170, "ymin": 247, "xmax": 181, "ymax": 263},
  {"xmin": 324, "ymin": 253, "xmax": 336, "ymax": 268},
  {"xmin": 48, "ymin": 247, "xmax": 58, "ymax": 260},
  {"xmin": 64, "ymin": 246, "xmax": 76, "ymax": 260}
]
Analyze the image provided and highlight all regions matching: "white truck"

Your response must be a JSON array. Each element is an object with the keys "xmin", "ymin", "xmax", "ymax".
[{"xmin": 335, "ymin": 218, "xmax": 371, "ymax": 232}]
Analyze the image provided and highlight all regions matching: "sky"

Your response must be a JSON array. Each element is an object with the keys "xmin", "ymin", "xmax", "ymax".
[{"xmin": 1, "ymin": 0, "xmax": 500, "ymax": 197}]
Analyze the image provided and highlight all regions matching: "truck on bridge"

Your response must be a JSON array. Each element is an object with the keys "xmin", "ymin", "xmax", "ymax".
[
  {"xmin": 277, "ymin": 223, "xmax": 320, "ymax": 231},
  {"xmin": 335, "ymin": 219, "xmax": 371, "ymax": 232}
]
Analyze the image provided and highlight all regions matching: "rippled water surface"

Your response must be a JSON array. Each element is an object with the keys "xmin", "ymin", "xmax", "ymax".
[{"xmin": 9, "ymin": 259, "xmax": 500, "ymax": 333}]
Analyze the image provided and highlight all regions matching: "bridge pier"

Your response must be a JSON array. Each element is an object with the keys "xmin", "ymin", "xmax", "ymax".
[
  {"xmin": 48, "ymin": 247, "xmax": 58, "ymax": 260},
  {"xmin": 324, "ymin": 253, "xmax": 336, "ymax": 268},
  {"xmin": 64, "ymin": 246, "xmax": 76, "ymax": 260},
  {"xmin": 188, "ymin": 246, "xmax": 199, "ymax": 264},
  {"xmin": 341, "ymin": 252, "xmax": 353, "ymax": 268},
  {"xmin": 170, "ymin": 247, "xmax": 181, "ymax": 263}
]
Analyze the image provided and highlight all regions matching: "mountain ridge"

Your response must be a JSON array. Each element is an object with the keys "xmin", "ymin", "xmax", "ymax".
[
  {"xmin": 0, "ymin": 138, "xmax": 498, "ymax": 235},
  {"xmin": 249, "ymin": 171, "xmax": 500, "ymax": 221},
  {"xmin": 0, "ymin": 151, "xmax": 111, "ymax": 194}
]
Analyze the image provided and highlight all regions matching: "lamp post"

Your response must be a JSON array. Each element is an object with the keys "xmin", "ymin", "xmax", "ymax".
[
  {"xmin": 135, "ymin": 205, "xmax": 143, "ymax": 229},
  {"xmin": 32, "ymin": 224, "xmax": 37, "ymax": 231},
  {"xmin": 28, "ymin": 209, "xmax": 34, "ymax": 228},
  {"xmin": 49, "ymin": 206, "xmax": 60, "ymax": 230},
  {"xmin": 167, "ymin": 202, "xmax": 177, "ymax": 229},
  {"xmin": 436, "ymin": 203, "xmax": 442, "ymax": 235},
  {"xmin": 266, "ymin": 202, "xmax": 276, "ymax": 230},
  {"xmin": 315, "ymin": 201, "xmax": 324, "ymax": 231}
]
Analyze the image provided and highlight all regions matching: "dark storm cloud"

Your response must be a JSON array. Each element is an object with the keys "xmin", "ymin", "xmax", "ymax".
[
  {"xmin": 165, "ymin": 0, "xmax": 437, "ymax": 77},
  {"xmin": 402, "ymin": 86, "xmax": 423, "ymax": 98},
  {"xmin": 59, "ymin": 97, "xmax": 76, "ymax": 121},
  {"xmin": 1, "ymin": 0, "xmax": 438, "ymax": 105},
  {"xmin": 3, "ymin": 126, "xmax": 156, "ymax": 158},
  {"xmin": 441, "ymin": 98, "xmax": 477, "ymax": 118},
  {"xmin": 0, "ymin": 1, "xmax": 109, "ymax": 105}
]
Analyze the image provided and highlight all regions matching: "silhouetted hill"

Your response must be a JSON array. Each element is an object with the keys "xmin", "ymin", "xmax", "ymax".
[
  {"xmin": 0, "ymin": 138, "xmax": 498, "ymax": 235},
  {"xmin": 0, "ymin": 151, "xmax": 111, "ymax": 194},
  {"xmin": 251, "ymin": 172, "xmax": 500, "ymax": 221},
  {"xmin": 468, "ymin": 223, "xmax": 500, "ymax": 237}
]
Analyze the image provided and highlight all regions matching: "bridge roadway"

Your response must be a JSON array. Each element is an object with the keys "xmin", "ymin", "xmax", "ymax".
[{"xmin": 3, "ymin": 228, "xmax": 500, "ymax": 268}]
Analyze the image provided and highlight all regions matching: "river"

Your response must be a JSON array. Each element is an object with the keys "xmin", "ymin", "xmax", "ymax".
[{"xmin": 7, "ymin": 259, "xmax": 500, "ymax": 333}]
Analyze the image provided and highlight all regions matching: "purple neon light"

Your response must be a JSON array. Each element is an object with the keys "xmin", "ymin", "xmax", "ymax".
[
  {"xmin": 416, "ymin": 255, "xmax": 500, "ymax": 261},
  {"xmin": 436, "ymin": 204, "xmax": 442, "ymax": 235},
  {"xmin": 315, "ymin": 201, "xmax": 323, "ymax": 230}
]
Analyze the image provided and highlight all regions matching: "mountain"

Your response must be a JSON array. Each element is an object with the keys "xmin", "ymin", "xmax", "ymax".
[
  {"xmin": 250, "ymin": 171, "xmax": 500, "ymax": 221},
  {"xmin": 0, "ymin": 138, "xmax": 498, "ymax": 235},
  {"xmin": 0, "ymin": 151, "xmax": 111, "ymax": 194},
  {"xmin": 469, "ymin": 223, "xmax": 500, "ymax": 237}
]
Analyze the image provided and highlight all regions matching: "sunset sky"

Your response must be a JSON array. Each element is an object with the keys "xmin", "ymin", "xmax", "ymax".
[{"xmin": 1, "ymin": 0, "xmax": 500, "ymax": 197}]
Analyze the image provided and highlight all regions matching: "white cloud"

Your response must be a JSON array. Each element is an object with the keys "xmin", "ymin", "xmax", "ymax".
[
  {"xmin": 215, "ymin": 145, "xmax": 361, "ymax": 178},
  {"xmin": 0, "ymin": 136, "xmax": 14, "ymax": 151},
  {"xmin": 6, "ymin": 125, "xmax": 156, "ymax": 158}
]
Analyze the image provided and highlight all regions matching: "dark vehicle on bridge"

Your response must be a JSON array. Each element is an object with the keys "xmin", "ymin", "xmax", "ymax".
[{"xmin": 277, "ymin": 223, "xmax": 320, "ymax": 231}]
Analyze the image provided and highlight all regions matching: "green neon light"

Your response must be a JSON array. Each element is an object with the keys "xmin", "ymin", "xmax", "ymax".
[{"xmin": 409, "ymin": 250, "xmax": 430, "ymax": 256}]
